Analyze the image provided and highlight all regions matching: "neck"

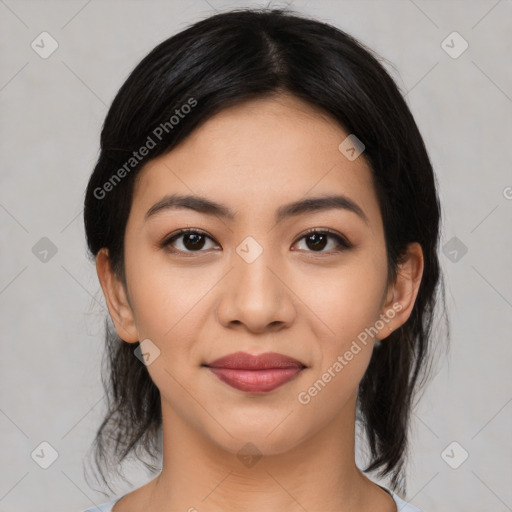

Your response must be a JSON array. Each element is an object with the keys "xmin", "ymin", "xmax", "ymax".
[{"xmin": 142, "ymin": 391, "xmax": 385, "ymax": 512}]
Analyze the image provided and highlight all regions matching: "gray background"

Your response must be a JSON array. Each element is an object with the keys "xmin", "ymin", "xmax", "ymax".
[{"xmin": 1, "ymin": 0, "xmax": 511, "ymax": 511}]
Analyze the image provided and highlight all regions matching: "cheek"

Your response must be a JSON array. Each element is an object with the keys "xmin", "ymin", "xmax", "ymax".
[
  {"xmin": 123, "ymin": 242, "xmax": 220, "ymax": 350},
  {"xmin": 295, "ymin": 250, "xmax": 388, "ymax": 403},
  {"xmin": 293, "ymin": 260, "xmax": 387, "ymax": 422},
  {"xmin": 300, "ymin": 252, "xmax": 389, "ymax": 342}
]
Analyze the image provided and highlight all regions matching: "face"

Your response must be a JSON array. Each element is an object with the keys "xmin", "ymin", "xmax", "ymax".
[{"xmin": 101, "ymin": 94, "xmax": 412, "ymax": 457}]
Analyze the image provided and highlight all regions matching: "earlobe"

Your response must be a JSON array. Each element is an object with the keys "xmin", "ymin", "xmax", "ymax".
[
  {"xmin": 377, "ymin": 242, "xmax": 424, "ymax": 340},
  {"xmin": 95, "ymin": 248, "xmax": 139, "ymax": 343}
]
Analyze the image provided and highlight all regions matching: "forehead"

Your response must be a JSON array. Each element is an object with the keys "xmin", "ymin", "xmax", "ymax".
[{"xmin": 131, "ymin": 94, "xmax": 380, "ymax": 228}]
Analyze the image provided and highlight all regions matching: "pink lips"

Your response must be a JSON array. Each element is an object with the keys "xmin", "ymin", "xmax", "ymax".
[{"xmin": 204, "ymin": 352, "xmax": 306, "ymax": 393}]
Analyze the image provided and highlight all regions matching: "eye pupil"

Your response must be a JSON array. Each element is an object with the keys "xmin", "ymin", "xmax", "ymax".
[
  {"xmin": 306, "ymin": 233, "xmax": 327, "ymax": 251},
  {"xmin": 183, "ymin": 233, "xmax": 205, "ymax": 250}
]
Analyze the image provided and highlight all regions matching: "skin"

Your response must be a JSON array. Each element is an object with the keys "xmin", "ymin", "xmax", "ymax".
[{"xmin": 96, "ymin": 93, "xmax": 424, "ymax": 512}]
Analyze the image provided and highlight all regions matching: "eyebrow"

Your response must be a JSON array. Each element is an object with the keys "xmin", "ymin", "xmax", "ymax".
[{"xmin": 145, "ymin": 193, "xmax": 369, "ymax": 225}]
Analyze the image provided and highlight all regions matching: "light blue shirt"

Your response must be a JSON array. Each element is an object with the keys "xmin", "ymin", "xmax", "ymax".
[{"xmin": 81, "ymin": 488, "xmax": 424, "ymax": 511}]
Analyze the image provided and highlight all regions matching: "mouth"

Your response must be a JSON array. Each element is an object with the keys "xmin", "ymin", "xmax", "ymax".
[{"xmin": 202, "ymin": 351, "xmax": 306, "ymax": 393}]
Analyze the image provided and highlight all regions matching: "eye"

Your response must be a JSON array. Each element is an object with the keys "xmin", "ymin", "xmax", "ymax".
[
  {"xmin": 292, "ymin": 228, "xmax": 353, "ymax": 253},
  {"xmin": 160, "ymin": 227, "xmax": 352, "ymax": 255},
  {"xmin": 161, "ymin": 228, "xmax": 219, "ymax": 254}
]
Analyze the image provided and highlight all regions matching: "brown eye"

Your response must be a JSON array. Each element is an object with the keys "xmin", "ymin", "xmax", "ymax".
[
  {"xmin": 181, "ymin": 232, "xmax": 206, "ymax": 250},
  {"xmin": 161, "ymin": 229, "xmax": 218, "ymax": 253},
  {"xmin": 161, "ymin": 228, "xmax": 352, "ymax": 256},
  {"xmin": 293, "ymin": 229, "xmax": 352, "ymax": 253}
]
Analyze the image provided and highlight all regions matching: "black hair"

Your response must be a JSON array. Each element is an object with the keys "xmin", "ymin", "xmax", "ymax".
[{"xmin": 83, "ymin": 6, "xmax": 448, "ymax": 497}]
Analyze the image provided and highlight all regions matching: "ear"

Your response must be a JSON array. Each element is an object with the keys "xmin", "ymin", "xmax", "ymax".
[
  {"xmin": 96, "ymin": 248, "xmax": 139, "ymax": 343},
  {"xmin": 377, "ymin": 242, "xmax": 424, "ymax": 340}
]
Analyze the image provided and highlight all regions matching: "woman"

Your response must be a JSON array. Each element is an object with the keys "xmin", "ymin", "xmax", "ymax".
[{"xmin": 81, "ymin": 7, "xmax": 447, "ymax": 511}]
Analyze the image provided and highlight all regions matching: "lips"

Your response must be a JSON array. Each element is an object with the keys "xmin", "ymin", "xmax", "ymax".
[{"xmin": 203, "ymin": 352, "xmax": 306, "ymax": 393}]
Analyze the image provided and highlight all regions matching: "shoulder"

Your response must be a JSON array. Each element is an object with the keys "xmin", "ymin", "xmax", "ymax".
[
  {"xmin": 389, "ymin": 490, "xmax": 424, "ymax": 512},
  {"xmin": 80, "ymin": 498, "xmax": 120, "ymax": 512},
  {"xmin": 82, "ymin": 490, "xmax": 424, "ymax": 512}
]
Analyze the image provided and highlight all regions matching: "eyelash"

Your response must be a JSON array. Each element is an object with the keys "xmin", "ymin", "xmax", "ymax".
[{"xmin": 160, "ymin": 227, "xmax": 353, "ymax": 256}]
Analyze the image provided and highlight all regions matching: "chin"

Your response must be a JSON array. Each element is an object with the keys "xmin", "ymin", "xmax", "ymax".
[{"xmin": 207, "ymin": 422, "xmax": 307, "ymax": 459}]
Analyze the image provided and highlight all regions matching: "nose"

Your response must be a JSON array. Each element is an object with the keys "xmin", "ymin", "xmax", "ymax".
[{"xmin": 215, "ymin": 245, "xmax": 297, "ymax": 334}]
